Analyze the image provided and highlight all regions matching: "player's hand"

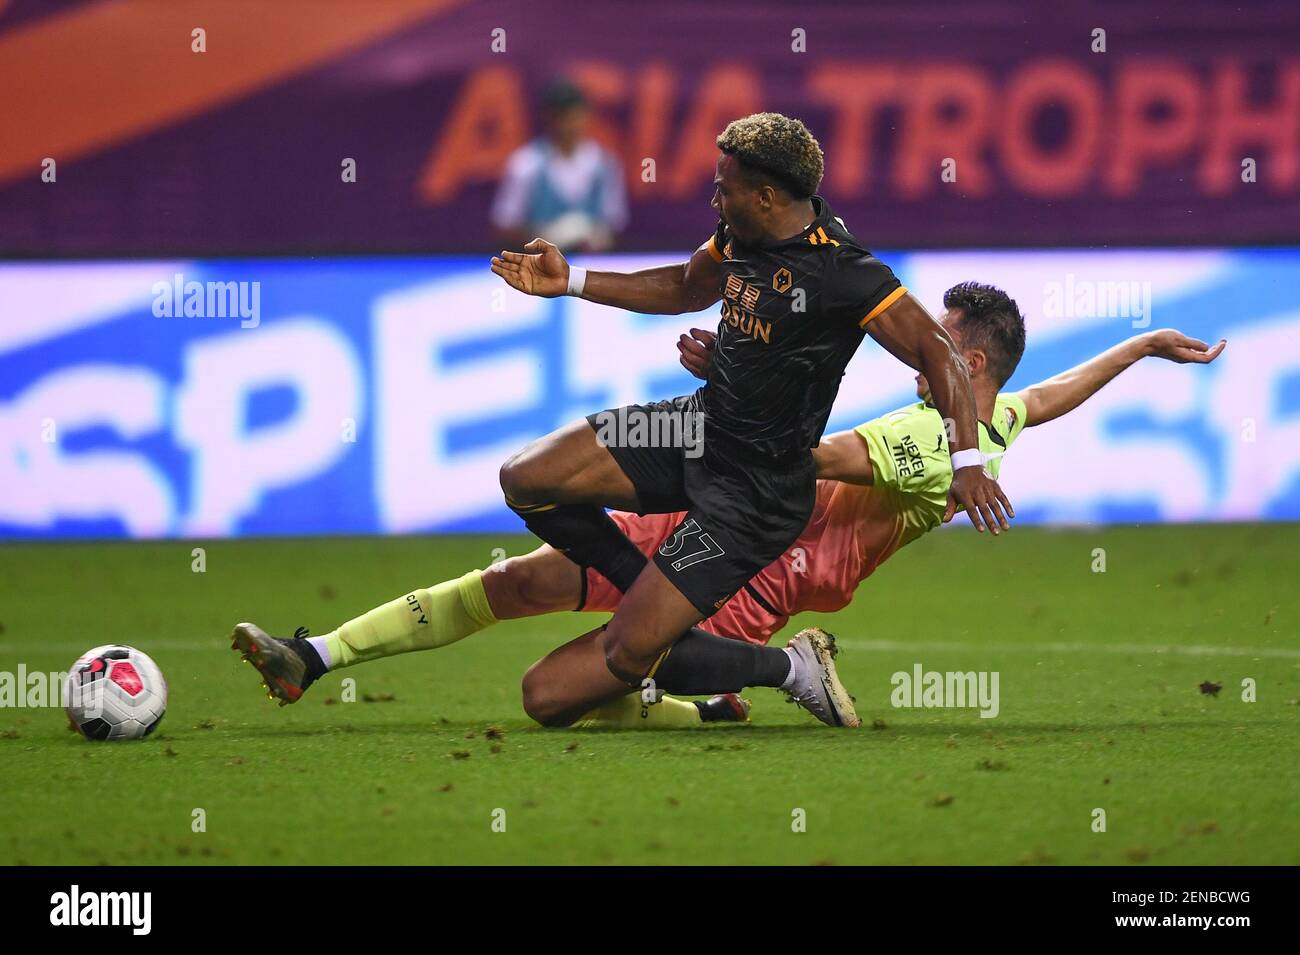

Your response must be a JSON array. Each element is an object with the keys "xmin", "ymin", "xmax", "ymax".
[
  {"xmin": 1143, "ymin": 330, "xmax": 1227, "ymax": 364},
  {"xmin": 677, "ymin": 327, "xmax": 717, "ymax": 379},
  {"xmin": 490, "ymin": 238, "xmax": 570, "ymax": 297},
  {"xmin": 944, "ymin": 465, "xmax": 1014, "ymax": 534}
]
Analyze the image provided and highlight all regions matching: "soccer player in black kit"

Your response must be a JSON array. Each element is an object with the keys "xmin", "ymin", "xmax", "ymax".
[{"xmin": 490, "ymin": 113, "xmax": 1013, "ymax": 727}]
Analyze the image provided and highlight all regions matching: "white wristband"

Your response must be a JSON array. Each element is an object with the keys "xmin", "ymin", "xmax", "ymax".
[
  {"xmin": 951, "ymin": 448, "xmax": 984, "ymax": 472},
  {"xmin": 566, "ymin": 266, "xmax": 587, "ymax": 297}
]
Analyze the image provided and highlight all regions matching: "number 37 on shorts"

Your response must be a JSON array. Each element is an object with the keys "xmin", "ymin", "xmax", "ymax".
[{"xmin": 657, "ymin": 518, "xmax": 726, "ymax": 572}]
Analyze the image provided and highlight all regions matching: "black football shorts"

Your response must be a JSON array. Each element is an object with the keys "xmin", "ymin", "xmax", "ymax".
[{"xmin": 586, "ymin": 396, "xmax": 816, "ymax": 617}]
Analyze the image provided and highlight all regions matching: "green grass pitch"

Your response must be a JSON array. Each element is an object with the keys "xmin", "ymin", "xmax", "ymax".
[{"xmin": 1, "ymin": 524, "xmax": 1296, "ymax": 865}]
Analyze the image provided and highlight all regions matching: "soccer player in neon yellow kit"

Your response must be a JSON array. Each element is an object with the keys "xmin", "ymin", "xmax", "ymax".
[{"xmin": 232, "ymin": 283, "xmax": 1225, "ymax": 728}]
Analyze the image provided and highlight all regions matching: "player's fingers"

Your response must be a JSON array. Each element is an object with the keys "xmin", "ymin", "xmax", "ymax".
[
  {"xmin": 977, "ymin": 498, "xmax": 1001, "ymax": 535},
  {"xmin": 986, "ymin": 493, "xmax": 1011, "ymax": 531},
  {"xmin": 1175, "ymin": 332, "xmax": 1210, "ymax": 351},
  {"xmin": 523, "ymin": 237, "xmax": 552, "ymax": 254},
  {"xmin": 498, "ymin": 250, "xmax": 526, "ymax": 264},
  {"xmin": 995, "ymin": 483, "xmax": 1016, "ymax": 519},
  {"xmin": 490, "ymin": 264, "xmax": 524, "ymax": 291},
  {"xmin": 1184, "ymin": 339, "xmax": 1225, "ymax": 362},
  {"xmin": 957, "ymin": 492, "xmax": 986, "ymax": 532},
  {"xmin": 690, "ymin": 327, "xmax": 717, "ymax": 347},
  {"xmin": 679, "ymin": 334, "xmax": 709, "ymax": 360},
  {"xmin": 491, "ymin": 257, "xmax": 520, "ymax": 273},
  {"xmin": 1177, "ymin": 345, "xmax": 1216, "ymax": 363},
  {"xmin": 943, "ymin": 494, "xmax": 957, "ymax": 524},
  {"xmin": 677, "ymin": 334, "xmax": 707, "ymax": 362},
  {"xmin": 1205, "ymin": 339, "xmax": 1227, "ymax": 360},
  {"xmin": 979, "ymin": 491, "xmax": 1002, "ymax": 530}
]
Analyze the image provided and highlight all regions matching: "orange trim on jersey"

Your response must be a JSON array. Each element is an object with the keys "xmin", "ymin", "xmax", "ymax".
[
  {"xmin": 859, "ymin": 286, "xmax": 909, "ymax": 327},
  {"xmin": 705, "ymin": 235, "xmax": 724, "ymax": 262}
]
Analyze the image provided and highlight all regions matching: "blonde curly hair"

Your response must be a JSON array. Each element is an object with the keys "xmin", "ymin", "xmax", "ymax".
[{"xmin": 716, "ymin": 113, "xmax": 824, "ymax": 199}]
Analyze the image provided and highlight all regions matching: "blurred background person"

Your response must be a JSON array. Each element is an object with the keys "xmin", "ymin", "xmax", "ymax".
[{"xmin": 491, "ymin": 78, "xmax": 628, "ymax": 253}]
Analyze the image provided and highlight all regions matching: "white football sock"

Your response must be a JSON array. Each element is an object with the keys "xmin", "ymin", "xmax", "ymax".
[
  {"xmin": 307, "ymin": 636, "xmax": 333, "ymax": 669},
  {"xmin": 780, "ymin": 646, "xmax": 804, "ymax": 691}
]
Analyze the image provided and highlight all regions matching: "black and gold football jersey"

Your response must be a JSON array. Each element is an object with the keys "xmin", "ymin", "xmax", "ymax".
[{"xmin": 694, "ymin": 196, "xmax": 906, "ymax": 464}]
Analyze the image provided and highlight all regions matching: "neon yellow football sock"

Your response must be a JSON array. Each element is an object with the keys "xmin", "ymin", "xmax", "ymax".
[
  {"xmin": 574, "ymin": 693, "xmax": 703, "ymax": 729},
  {"xmin": 321, "ymin": 570, "xmax": 498, "ymax": 670}
]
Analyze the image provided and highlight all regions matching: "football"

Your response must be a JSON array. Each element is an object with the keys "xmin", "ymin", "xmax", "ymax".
[{"xmin": 64, "ymin": 645, "xmax": 168, "ymax": 741}]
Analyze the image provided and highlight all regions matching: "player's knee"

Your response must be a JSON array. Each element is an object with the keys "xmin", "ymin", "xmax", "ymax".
[
  {"xmin": 520, "ymin": 664, "xmax": 575, "ymax": 728},
  {"xmin": 500, "ymin": 447, "xmax": 567, "ymax": 508},
  {"xmin": 602, "ymin": 632, "xmax": 647, "ymax": 686},
  {"xmin": 498, "ymin": 453, "xmax": 538, "ymax": 506}
]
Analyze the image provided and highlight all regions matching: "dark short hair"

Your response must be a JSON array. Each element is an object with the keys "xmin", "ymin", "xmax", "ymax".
[
  {"xmin": 542, "ymin": 79, "xmax": 586, "ymax": 115},
  {"xmin": 715, "ymin": 112, "xmax": 824, "ymax": 199},
  {"xmin": 943, "ymin": 282, "xmax": 1027, "ymax": 387}
]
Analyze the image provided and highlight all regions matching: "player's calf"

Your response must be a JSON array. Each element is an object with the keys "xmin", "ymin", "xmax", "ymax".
[
  {"xmin": 480, "ymin": 548, "xmax": 583, "ymax": 618},
  {"xmin": 599, "ymin": 561, "xmax": 707, "ymax": 684}
]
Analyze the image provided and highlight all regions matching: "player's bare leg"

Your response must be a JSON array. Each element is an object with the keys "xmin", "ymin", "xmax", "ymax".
[
  {"xmin": 230, "ymin": 543, "xmax": 585, "ymax": 706},
  {"xmin": 521, "ymin": 559, "xmax": 858, "ymax": 727},
  {"xmin": 481, "ymin": 545, "xmax": 584, "ymax": 619},
  {"xmin": 522, "ymin": 617, "xmax": 857, "ymax": 728},
  {"xmin": 517, "ymin": 573, "xmax": 701, "ymax": 727},
  {"xmin": 499, "ymin": 417, "xmax": 656, "ymax": 594},
  {"xmin": 600, "ymin": 559, "xmax": 705, "ymax": 683},
  {"xmin": 499, "ymin": 418, "xmax": 639, "ymax": 509},
  {"xmin": 521, "ymin": 626, "xmax": 751, "ymax": 728},
  {"xmin": 522, "ymin": 626, "xmax": 631, "ymax": 726}
]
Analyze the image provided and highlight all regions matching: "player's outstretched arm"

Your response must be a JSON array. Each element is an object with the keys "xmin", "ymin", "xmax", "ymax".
[
  {"xmin": 490, "ymin": 237, "xmax": 721, "ymax": 315},
  {"xmin": 1017, "ymin": 329, "xmax": 1226, "ymax": 427},
  {"xmin": 867, "ymin": 293, "xmax": 1013, "ymax": 533},
  {"xmin": 810, "ymin": 430, "xmax": 874, "ymax": 485}
]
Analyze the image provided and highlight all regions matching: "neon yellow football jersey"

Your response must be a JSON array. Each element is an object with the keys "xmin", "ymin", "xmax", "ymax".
[{"xmin": 853, "ymin": 393, "xmax": 1028, "ymax": 544}]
